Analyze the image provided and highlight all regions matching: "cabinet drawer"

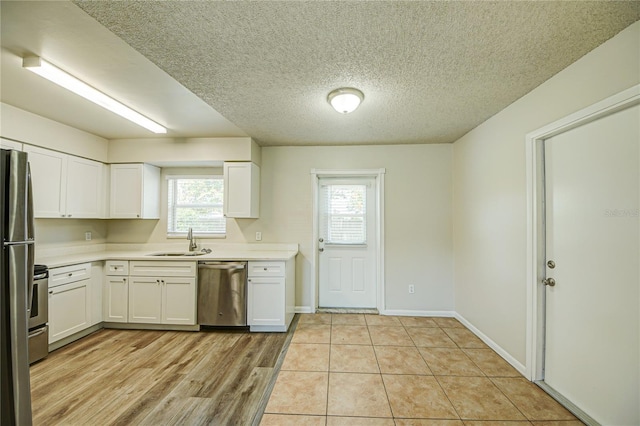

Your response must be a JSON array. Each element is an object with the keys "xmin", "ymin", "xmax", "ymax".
[
  {"xmin": 248, "ymin": 261, "xmax": 285, "ymax": 277},
  {"xmin": 50, "ymin": 263, "xmax": 91, "ymax": 287},
  {"xmin": 105, "ymin": 260, "xmax": 129, "ymax": 275},
  {"xmin": 129, "ymin": 261, "xmax": 196, "ymax": 277}
]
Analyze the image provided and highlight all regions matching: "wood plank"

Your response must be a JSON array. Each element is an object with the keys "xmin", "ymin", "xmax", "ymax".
[{"xmin": 30, "ymin": 326, "xmax": 292, "ymax": 425}]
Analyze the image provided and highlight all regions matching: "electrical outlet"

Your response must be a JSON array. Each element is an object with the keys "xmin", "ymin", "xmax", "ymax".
[
  {"xmin": 255, "ymin": 231, "xmax": 262, "ymax": 241},
  {"xmin": 409, "ymin": 284, "xmax": 415, "ymax": 294},
  {"xmin": 85, "ymin": 231, "xmax": 92, "ymax": 241}
]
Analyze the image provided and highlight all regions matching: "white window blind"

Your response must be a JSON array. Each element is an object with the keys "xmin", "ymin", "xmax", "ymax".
[
  {"xmin": 320, "ymin": 183, "xmax": 367, "ymax": 244},
  {"xmin": 167, "ymin": 176, "xmax": 225, "ymax": 235}
]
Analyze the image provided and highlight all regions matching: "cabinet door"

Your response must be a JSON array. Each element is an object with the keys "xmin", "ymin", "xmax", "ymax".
[
  {"xmin": 110, "ymin": 164, "xmax": 142, "ymax": 218},
  {"xmin": 162, "ymin": 277, "xmax": 196, "ymax": 325},
  {"xmin": 49, "ymin": 280, "xmax": 90, "ymax": 343},
  {"xmin": 224, "ymin": 162, "xmax": 260, "ymax": 218},
  {"xmin": 128, "ymin": 277, "xmax": 162, "ymax": 323},
  {"xmin": 104, "ymin": 276, "xmax": 128, "ymax": 323},
  {"xmin": 247, "ymin": 277, "xmax": 284, "ymax": 326},
  {"xmin": 23, "ymin": 145, "xmax": 67, "ymax": 218},
  {"xmin": 66, "ymin": 156, "xmax": 103, "ymax": 218}
]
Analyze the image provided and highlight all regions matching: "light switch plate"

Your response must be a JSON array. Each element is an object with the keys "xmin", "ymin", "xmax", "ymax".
[{"xmin": 255, "ymin": 232, "xmax": 262, "ymax": 241}]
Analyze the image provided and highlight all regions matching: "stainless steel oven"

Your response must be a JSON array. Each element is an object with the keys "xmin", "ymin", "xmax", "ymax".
[{"xmin": 28, "ymin": 264, "xmax": 48, "ymax": 364}]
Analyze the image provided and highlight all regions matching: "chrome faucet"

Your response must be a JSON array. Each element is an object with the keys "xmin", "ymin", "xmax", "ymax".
[{"xmin": 187, "ymin": 227, "xmax": 198, "ymax": 251}]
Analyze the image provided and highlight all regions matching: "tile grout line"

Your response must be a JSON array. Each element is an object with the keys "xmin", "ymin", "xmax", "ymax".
[
  {"xmin": 252, "ymin": 313, "xmax": 301, "ymax": 426},
  {"xmin": 369, "ymin": 321, "xmax": 395, "ymax": 420}
]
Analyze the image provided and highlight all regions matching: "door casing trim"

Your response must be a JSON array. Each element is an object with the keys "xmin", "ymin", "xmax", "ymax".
[
  {"xmin": 310, "ymin": 168, "xmax": 386, "ymax": 313},
  {"xmin": 524, "ymin": 84, "xmax": 640, "ymax": 381}
]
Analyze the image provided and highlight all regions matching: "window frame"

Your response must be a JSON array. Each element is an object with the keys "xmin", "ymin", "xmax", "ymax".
[{"xmin": 166, "ymin": 174, "xmax": 226, "ymax": 238}]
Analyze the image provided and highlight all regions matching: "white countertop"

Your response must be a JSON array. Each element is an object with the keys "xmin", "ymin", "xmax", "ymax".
[{"xmin": 36, "ymin": 243, "xmax": 298, "ymax": 269}]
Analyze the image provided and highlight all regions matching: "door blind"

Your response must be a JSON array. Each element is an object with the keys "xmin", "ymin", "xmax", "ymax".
[{"xmin": 320, "ymin": 183, "xmax": 367, "ymax": 245}]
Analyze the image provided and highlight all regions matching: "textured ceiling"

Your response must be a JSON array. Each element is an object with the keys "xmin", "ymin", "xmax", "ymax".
[
  {"xmin": 0, "ymin": 1, "xmax": 247, "ymax": 139},
  {"xmin": 73, "ymin": 1, "xmax": 639, "ymax": 146}
]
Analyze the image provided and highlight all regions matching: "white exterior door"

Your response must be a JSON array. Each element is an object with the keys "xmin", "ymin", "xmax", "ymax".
[
  {"xmin": 543, "ymin": 104, "xmax": 639, "ymax": 425},
  {"xmin": 318, "ymin": 177, "xmax": 377, "ymax": 308}
]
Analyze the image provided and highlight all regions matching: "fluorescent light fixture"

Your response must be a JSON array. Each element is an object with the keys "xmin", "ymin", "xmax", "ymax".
[
  {"xmin": 23, "ymin": 56, "xmax": 167, "ymax": 134},
  {"xmin": 327, "ymin": 87, "xmax": 364, "ymax": 114}
]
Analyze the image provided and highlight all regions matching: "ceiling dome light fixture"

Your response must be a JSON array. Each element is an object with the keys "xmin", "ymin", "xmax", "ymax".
[{"xmin": 327, "ymin": 87, "xmax": 364, "ymax": 114}]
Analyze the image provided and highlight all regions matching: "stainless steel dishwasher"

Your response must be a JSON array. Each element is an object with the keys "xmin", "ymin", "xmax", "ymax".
[{"xmin": 197, "ymin": 261, "xmax": 247, "ymax": 326}]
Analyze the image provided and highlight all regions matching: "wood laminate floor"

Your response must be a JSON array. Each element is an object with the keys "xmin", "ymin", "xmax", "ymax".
[{"xmin": 30, "ymin": 326, "xmax": 291, "ymax": 425}]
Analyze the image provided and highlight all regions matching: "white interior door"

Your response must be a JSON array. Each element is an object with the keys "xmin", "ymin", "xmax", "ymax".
[
  {"xmin": 318, "ymin": 177, "xmax": 377, "ymax": 308},
  {"xmin": 543, "ymin": 104, "xmax": 639, "ymax": 425}
]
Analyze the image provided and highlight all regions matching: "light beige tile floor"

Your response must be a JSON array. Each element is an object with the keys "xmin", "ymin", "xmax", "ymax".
[{"xmin": 262, "ymin": 314, "xmax": 583, "ymax": 425}]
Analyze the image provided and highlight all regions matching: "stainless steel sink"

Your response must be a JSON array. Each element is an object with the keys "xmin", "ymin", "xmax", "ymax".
[{"xmin": 148, "ymin": 252, "xmax": 207, "ymax": 257}]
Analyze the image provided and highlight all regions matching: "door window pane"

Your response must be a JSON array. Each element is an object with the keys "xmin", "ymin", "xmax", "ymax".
[{"xmin": 321, "ymin": 184, "xmax": 366, "ymax": 244}]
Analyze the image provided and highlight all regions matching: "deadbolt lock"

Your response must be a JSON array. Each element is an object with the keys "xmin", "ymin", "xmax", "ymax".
[{"xmin": 547, "ymin": 260, "xmax": 556, "ymax": 269}]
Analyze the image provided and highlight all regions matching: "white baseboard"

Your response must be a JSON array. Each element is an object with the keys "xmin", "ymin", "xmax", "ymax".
[
  {"xmin": 295, "ymin": 306, "xmax": 314, "ymax": 313},
  {"xmin": 382, "ymin": 309, "xmax": 456, "ymax": 317},
  {"xmin": 454, "ymin": 313, "xmax": 527, "ymax": 377}
]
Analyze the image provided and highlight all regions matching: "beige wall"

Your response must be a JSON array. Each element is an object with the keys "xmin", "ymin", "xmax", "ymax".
[
  {"xmin": 1, "ymin": 102, "xmax": 110, "ymax": 250},
  {"xmin": 259, "ymin": 144, "xmax": 453, "ymax": 310},
  {"xmin": 108, "ymin": 137, "xmax": 259, "ymax": 165},
  {"xmin": 106, "ymin": 166, "xmax": 252, "ymax": 244},
  {"xmin": 35, "ymin": 219, "xmax": 107, "ymax": 252},
  {"xmin": 106, "ymin": 144, "xmax": 454, "ymax": 311},
  {"xmin": 452, "ymin": 22, "xmax": 640, "ymax": 366},
  {"xmin": 0, "ymin": 102, "xmax": 108, "ymax": 161}
]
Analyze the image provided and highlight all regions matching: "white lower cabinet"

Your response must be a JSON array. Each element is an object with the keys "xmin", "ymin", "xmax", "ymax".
[
  {"xmin": 104, "ymin": 260, "xmax": 129, "ymax": 322},
  {"xmin": 103, "ymin": 275, "xmax": 129, "ymax": 322},
  {"xmin": 129, "ymin": 277, "xmax": 162, "ymax": 323},
  {"xmin": 248, "ymin": 276, "xmax": 285, "ymax": 326},
  {"xmin": 247, "ymin": 259, "xmax": 295, "ymax": 332},
  {"xmin": 49, "ymin": 263, "xmax": 92, "ymax": 344},
  {"xmin": 127, "ymin": 261, "xmax": 197, "ymax": 326},
  {"xmin": 162, "ymin": 277, "xmax": 197, "ymax": 325}
]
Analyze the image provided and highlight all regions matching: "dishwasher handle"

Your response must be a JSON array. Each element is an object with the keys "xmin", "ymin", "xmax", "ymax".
[{"xmin": 198, "ymin": 262, "xmax": 246, "ymax": 271}]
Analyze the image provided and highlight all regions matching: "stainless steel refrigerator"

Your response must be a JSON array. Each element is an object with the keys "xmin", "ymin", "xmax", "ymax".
[{"xmin": 1, "ymin": 148, "xmax": 35, "ymax": 425}]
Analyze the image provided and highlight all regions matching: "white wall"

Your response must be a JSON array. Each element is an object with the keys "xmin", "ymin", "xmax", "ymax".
[
  {"xmin": 260, "ymin": 144, "xmax": 453, "ymax": 311},
  {"xmin": 452, "ymin": 22, "xmax": 640, "ymax": 366}
]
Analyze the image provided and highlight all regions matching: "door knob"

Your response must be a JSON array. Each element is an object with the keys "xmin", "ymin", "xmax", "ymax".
[
  {"xmin": 543, "ymin": 278, "xmax": 556, "ymax": 287},
  {"xmin": 319, "ymin": 248, "xmax": 324, "ymax": 252}
]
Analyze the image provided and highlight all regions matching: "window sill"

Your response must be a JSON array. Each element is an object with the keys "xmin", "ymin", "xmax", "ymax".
[{"xmin": 167, "ymin": 234, "xmax": 226, "ymax": 239}]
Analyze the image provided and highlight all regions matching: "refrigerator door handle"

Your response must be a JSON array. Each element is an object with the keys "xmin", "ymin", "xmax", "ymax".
[
  {"xmin": 26, "ymin": 161, "xmax": 35, "ymax": 242},
  {"xmin": 26, "ymin": 162, "xmax": 35, "ymax": 311}
]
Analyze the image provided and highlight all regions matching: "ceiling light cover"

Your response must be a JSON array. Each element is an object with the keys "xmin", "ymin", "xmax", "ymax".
[
  {"xmin": 327, "ymin": 87, "xmax": 364, "ymax": 114},
  {"xmin": 22, "ymin": 56, "xmax": 167, "ymax": 134}
]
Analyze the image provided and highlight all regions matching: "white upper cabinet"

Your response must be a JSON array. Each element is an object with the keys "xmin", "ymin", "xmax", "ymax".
[
  {"xmin": 0, "ymin": 138, "xmax": 22, "ymax": 151},
  {"xmin": 224, "ymin": 162, "xmax": 260, "ymax": 218},
  {"xmin": 66, "ymin": 156, "xmax": 106, "ymax": 218},
  {"xmin": 110, "ymin": 163, "xmax": 160, "ymax": 219},
  {"xmin": 23, "ymin": 145, "xmax": 106, "ymax": 218}
]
